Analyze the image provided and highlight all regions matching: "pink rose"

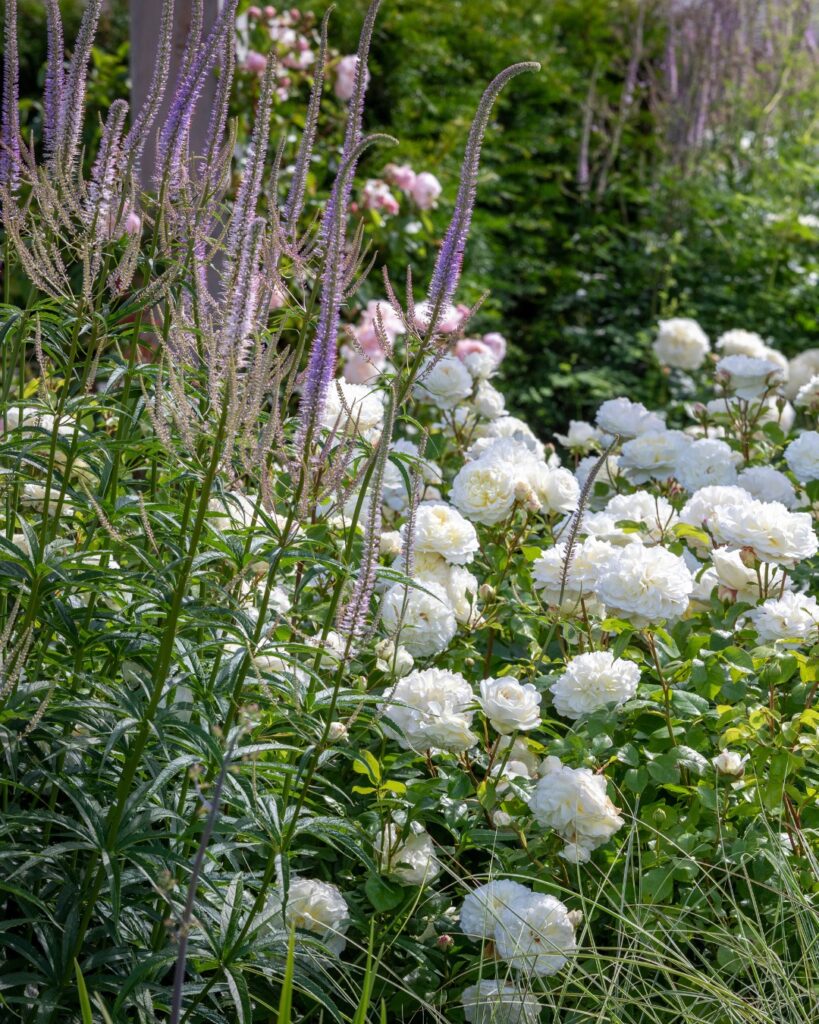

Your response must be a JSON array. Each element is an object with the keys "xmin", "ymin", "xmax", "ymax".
[
  {"xmin": 335, "ymin": 54, "xmax": 368, "ymax": 101},
  {"xmin": 362, "ymin": 179, "xmax": 399, "ymax": 217},
  {"xmin": 244, "ymin": 50, "xmax": 268, "ymax": 75},
  {"xmin": 343, "ymin": 352, "xmax": 384, "ymax": 384},
  {"xmin": 264, "ymin": 6, "xmax": 276, "ymax": 17},
  {"xmin": 482, "ymin": 331, "xmax": 507, "ymax": 364},
  {"xmin": 411, "ymin": 171, "xmax": 442, "ymax": 210},
  {"xmin": 247, "ymin": 5, "xmax": 262, "ymax": 19},
  {"xmin": 383, "ymin": 163, "xmax": 417, "ymax": 193}
]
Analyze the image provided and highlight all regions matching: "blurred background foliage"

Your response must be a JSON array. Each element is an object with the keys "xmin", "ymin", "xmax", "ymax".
[{"xmin": 6, "ymin": 0, "xmax": 819, "ymax": 435}]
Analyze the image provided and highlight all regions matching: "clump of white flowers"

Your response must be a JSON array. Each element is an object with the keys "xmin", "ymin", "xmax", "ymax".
[
  {"xmin": 594, "ymin": 544, "xmax": 693, "ymax": 626},
  {"xmin": 379, "ymin": 580, "xmax": 458, "ymax": 657},
  {"xmin": 747, "ymin": 591, "xmax": 819, "ymax": 645},
  {"xmin": 653, "ymin": 317, "xmax": 710, "ymax": 370},
  {"xmin": 280, "ymin": 878, "xmax": 350, "ymax": 954},
  {"xmin": 715, "ymin": 355, "xmax": 784, "ymax": 400},
  {"xmin": 461, "ymin": 980, "xmax": 541, "ymax": 1024},
  {"xmin": 785, "ymin": 430, "xmax": 819, "ymax": 482},
  {"xmin": 711, "ymin": 499, "xmax": 818, "ymax": 566},
  {"xmin": 528, "ymin": 757, "xmax": 625, "ymax": 862},
  {"xmin": 550, "ymin": 651, "xmax": 640, "ymax": 720},
  {"xmin": 375, "ymin": 822, "xmax": 441, "ymax": 886},
  {"xmin": 479, "ymin": 677, "xmax": 542, "ymax": 733},
  {"xmin": 380, "ymin": 667, "xmax": 476, "ymax": 752}
]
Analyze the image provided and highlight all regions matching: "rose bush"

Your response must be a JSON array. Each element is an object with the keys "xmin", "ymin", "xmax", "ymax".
[{"xmin": 2, "ymin": 3, "xmax": 819, "ymax": 1024}]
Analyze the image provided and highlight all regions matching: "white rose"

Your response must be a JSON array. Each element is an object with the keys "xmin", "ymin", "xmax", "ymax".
[
  {"xmin": 620, "ymin": 430, "xmax": 691, "ymax": 483},
  {"xmin": 382, "ymin": 439, "xmax": 442, "ymax": 514},
  {"xmin": 380, "ymin": 667, "xmax": 476, "ymax": 752},
  {"xmin": 550, "ymin": 651, "xmax": 640, "ymax": 720},
  {"xmin": 711, "ymin": 548, "xmax": 788, "ymax": 602},
  {"xmin": 737, "ymin": 466, "xmax": 797, "ymax": 509},
  {"xmin": 494, "ymin": 891, "xmax": 578, "ymax": 977},
  {"xmin": 575, "ymin": 453, "xmax": 621, "ymax": 490},
  {"xmin": 705, "ymin": 394, "xmax": 795, "ymax": 433},
  {"xmin": 473, "ymin": 415, "xmax": 546, "ymax": 460},
  {"xmin": 451, "ymin": 458, "xmax": 517, "ymax": 526},
  {"xmin": 680, "ymin": 485, "xmax": 754, "ymax": 538},
  {"xmin": 713, "ymin": 750, "xmax": 748, "ymax": 776},
  {"xmin": 595, "ymin": 397, "xmax": 665, "ymax": 438},
  {"xmin": 473, "ymin": 379, "xmax": 506, "ymax": 419},
  {"xmin": 321, "ymin": 379, "xmax": 385, "ymax": 442},
  {"xmin": 795, "ymin": 374, "xmax": 819, "ymax": 411},
  {"xmin": 528, "ymin": 758, "xmax": 624, "ymax": 858},
  {"xmin": 404, "ymin": 500, "xmax": 479, "ymax": 564},
  {"xmin": 716, "ymin": 329, "xmax": 769, "ymax": 358},
  {"xmin": 786, "ymin": 348, "xmax": 819, "ymax": 400},
  {"xmin": 461, "ymin": 981, "xmax": 541, "ymax": 1024},
  {"xmin": 380, "ymin": 581, "xmax": 457, "ymax": 658},
  {"xmin": 711, "ymin": 499, "xmax": 817, "ymax": 566},
  {"xmin": 595, "ymin": 544, "xmax": 693, "ymax": 625},
  {"xmin": 785, "ymin": 431, "xmax": 819, "ymax": 483},
  {"xmin": 715, "ymin": 355, "xmax": 784, "ymax": 400},
  {"xmin": 605, "ymin": 491, "xmax": 680, "ymax": 543},
  {"xmin": 282, "ymin": 878, "xmax": 350, "ymax": 954},
  {"xmin": 532, "ymin": 537, "xmax": 614, "ymax": 614},
  {"xmin": 675, "ymin": 438, "xmax": 740, "ymax": 491},
  {"xmin": 399, "ymin": 551, "xmax": 479, "ymax": 625},
  {"xmin": 375, "ymin": 822, "xmax": 441, "ymax": 886},
  {"xmin": 414, "ymin": 355, "xmax": 473, "ymax": 410},
  {"xmin": 459, "ymin": 879, "xmax": 533, "ymax": 940},
  {"xmin": 555, "ymin": 419, "xmax": 600, "ymax": 453},
  {"xmin": 530, "ymin": 464, "xmax": 580, "ymax": 516},
  {"xmin": 747, "ymin": 591, "xmax": 819, "ymax": 645},
  {"xmin": 479, "ymin": 677, "xmax": 542, "ymax": 733},
  {"xmin": 653, "ymin": 317, "xmax": 710, "ymax": 370}
]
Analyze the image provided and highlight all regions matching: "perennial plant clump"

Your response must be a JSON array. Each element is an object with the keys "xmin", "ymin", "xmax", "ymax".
[{"xmin": 2, "ymin": 3, "xmax": 819, "ymax": 1023}]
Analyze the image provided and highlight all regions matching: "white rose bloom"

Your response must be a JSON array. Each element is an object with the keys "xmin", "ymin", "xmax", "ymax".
[
  {"xmin": 605, "ymin": 491, "xmax": 680, "ymax": 542},
  {"xmin": 414, "ymin": 355, "xmax": 474, "ymax": 410},
  {"xmin": 716, "ymin": 329, "xmax": 769, "ymax": 358},
  {"xmin": 680, "ymin": 485, "xmax": 754, "ymax": 536},
  {"xmin": 595, "ymin": 397, "xmax": 665, "ymax": 438},
  {"xmin": 575, "ymin": 453, "xmax": 621, "ymax": 491},
  {"xmin": 459, "ymin": 879, "xmax": 533, "ymax": 943},
  {"xmin": 380, "ymin": 581, "xmax": 457, "ymax": 658},
  {"xmin": 474, "ymin": 380, "xmax": 506, "ymax": 419},
  {"xmin": 404, "ymin": 501, "xmax": 479, "ymax": 565},
  {"xmin": 375, "ymin": 822, "xmax": 441, "ymax": 886},
  {"xmin": 491, "ymin": 737, "xmax": 542, "ymax": 791},
  {"xmin": 653, "ymin": 317, "xmax": 710, "ymax": 370},
  {"xmin": 321, "ymin": 380, "xmax": 385, "ymax": 442},
  {"xmin": 479, "ymin": 677, "xmax": 542, "ymax": 733},
  {"xmin": 747, "ymin": 591, "xmax": 819, "ymax": 644},
  {"xmin": 451, "ymin": 457, "xmax": 518, "ymax": 526},
  {"xmin": 713, "ymin": 750, "xmax": 748, "ymax": 776},
  {"xmin": 785, "ymin": 431, "xmax": 819, "ymax": 483},
  {"xmin": 795, "ymin": 374, "xmax": 819, "ymax": 411},
  {"xmin": 494, "ymin": 891, "xmax": 578, "ymax": 977},
  {"xmin": 282, "ymin": 878, "xmax": 350, "ymax": 954},
  {"xmin": 562, "ymin": 509, "xmax": 635, "ymax": 546},
  {"xmin": 555, "ymin": 419, "xmax": 600, "ymax": 453},
  {"xmin": 374, "ymin": 638, "xmax": 415, "ymax": 677},
  {"xmin": 381, "ymin": 667, "xmax": 476, "ymax": 752},
  {"xmin": 711, "ymin": 548, "xmax": 788, "ymax": 602},
  {"xmin": 760, "ymin": 345, "xmax": 789, "ymax": 377},
  {"xmin": 531, "ymin": 538, "xmax": 614, "ymax": 615},
  {"xmin": 710, "ymin": 499, "xmax": 818, "ymax": 566},
  {"xmin": 675, "ymin": 438, "xmax": 740, "ymax": 491},
  {"xmin": 473, "ymin": 415, "xmax": 546, "ymax": 460},
  {"xmin": 380, "ymin": 530, "xmax": 403, "ymax": 556},
  {"xmin": 715, "ymin": 355, "xmax": 784, "ymax": 400},
  {"xmin": 736, "ymin": 466, "xmax": 796, "ymax": 508},
  {"xmin": 595, "ymin": 544, "xmax": 693, "ymax": 625},
  {"xmin": 786, "ymin": 349, "xmax": 819, "ymax": 400},
  {"xmin": 531, "ymin": 464, "xmax": 580, "ymax": 516},
  {"xmin": 550, "ymin": 651, "xmax": 640, "ymax": 720},
  {"xmin": 399, "ymin": 551, "xmax": 479, "ymax": 624},
  {"xmin": 461, "ymin": 981, "xmax": 541, "ymax": 1024},
  {"xmin": 528, "ymin": 759, "xmax": 624, "ymax": 859},
  {"xmin": 620, "ymin": 430, "xmax": 691, "ymax": 483}
]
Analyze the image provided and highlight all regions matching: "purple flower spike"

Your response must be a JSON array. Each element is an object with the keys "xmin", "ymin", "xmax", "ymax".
[
  {"xmin": 42, "ymin": 0, "xmax": 65, "ymax": 162},
  {"xmin": 426, "ymin": 62, "xmax": 539, "ymax": 326},
  {"xmin": 0, "ymin": 0, "xmax": 21, "ymax": 194}
]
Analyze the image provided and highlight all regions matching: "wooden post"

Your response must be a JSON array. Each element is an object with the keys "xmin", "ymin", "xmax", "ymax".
[{"xmin": 129, "ymin": 0, "xmax": 225, "ymax": 188}]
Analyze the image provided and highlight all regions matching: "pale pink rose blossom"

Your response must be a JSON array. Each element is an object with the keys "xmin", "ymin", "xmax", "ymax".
[
  {"xmin": 384, "ymin": 163, "xmax": 417, "ymax": 192},
  {"xmin": 244, "ymin": 50, "xmax": 268, "ymax": 75},
  {"xmin": 362, "ymin": 179, "xmax": 400, "ymax": 216},
  {"xmin": 482, "ymin": 332, "xmax": 507, "ymax": 364},
  {"xmin": 411, "ymin": 171, "xmax": 442, "ymax": 209},
  {"xmin": 247, "ymin": 5, "xmax": 262, "ymax": 18},
  {"xmin": 335, "ymin": 54, "xmax": 367, "ymax": 101}
]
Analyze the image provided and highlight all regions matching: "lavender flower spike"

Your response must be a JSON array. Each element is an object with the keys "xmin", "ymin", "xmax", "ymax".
[
  {"xmin": 297, "ymin": 134, "xmax": 395, "ymax": 452},
  {"xmin": 0, "ymin": 0, "xmax": 21, "ymax": 194},
  {"xmin": 55, "ymin": 0, "xmax": 102, "ymax": 172},
  {"xmin": 42, "ymin": 0, "xmax": 65, "ymax": 162},
  {"xmin": 426, "ymin": 62, "xmax": 539, "ymax": 322}
]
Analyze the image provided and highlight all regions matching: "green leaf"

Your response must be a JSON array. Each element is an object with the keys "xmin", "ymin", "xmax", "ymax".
[
  {"xmin": 74, "ymin": 960, "xmax": 93, "ymax": 1024},
  {"xmin": 365, "ymin": 874, "xmax": 404, "ymax": 912}
]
